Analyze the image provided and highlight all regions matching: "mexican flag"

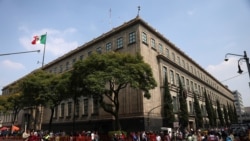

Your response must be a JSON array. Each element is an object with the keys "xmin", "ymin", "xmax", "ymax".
[{"xmin": 31, "ymin": 34, "xmax": 46, "ymax": 45}]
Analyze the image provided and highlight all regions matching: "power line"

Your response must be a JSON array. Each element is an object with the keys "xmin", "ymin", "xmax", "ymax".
[{"xmin": 221, "ymin": 72, "xmax": 248, "ymax": 82}]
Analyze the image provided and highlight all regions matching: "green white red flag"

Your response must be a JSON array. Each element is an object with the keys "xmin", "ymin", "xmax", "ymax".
[{"xmin": 31, "ymin": 34, "xmax": 46, "ymax": 45}]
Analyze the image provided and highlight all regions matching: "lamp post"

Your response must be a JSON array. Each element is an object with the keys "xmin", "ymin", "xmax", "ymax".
[{"xmin": 224, "ymin": 51, "xmax": 250, "ymax": 87}]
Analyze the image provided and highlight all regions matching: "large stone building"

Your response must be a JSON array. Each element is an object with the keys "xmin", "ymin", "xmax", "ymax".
[{"xmin": 1, "ymin": 16, "xmax": 234, "ymax": 132}]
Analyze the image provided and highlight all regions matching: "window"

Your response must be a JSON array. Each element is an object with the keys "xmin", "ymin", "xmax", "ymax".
[
  {"xmin": 53, "ymin": 107, "xmax": 58, "ymax": 118},
  {"xmin": 165, "ymin": 48, "xmax": 169, "ymax": 58},
  {"xmin": 92, "ymin": 96, "xmax": 99, "ymax": 114},
  {"xmin": 162, "ymin": 66, "xmax": 168, "ymax": 80},
  {"xmin": 59, "ymin": 65, "xmax": 63, "ymax": 73},
  {"xmin": 170, "ymin": 70, "xmax": 174, "ymax": 85},
  {"xmin": 106, "ymin": 42, "xmax": 112, "ymax": 52},
  {"xmin": 158, "ymin": 43, "xmax": 163, "ymax": 54},
  {"xmin": 176, "ymin": 73, "xmax": 180, "ymax": 86},
  {"xmin": 54, "ymin": 67, "xmax": 57, "ymax": 73},
  {"xmin": 181, "ymin": 76, "xmax": 185, "ymax": 86},
  {"xmin": 60, "ymin": 103, "xmax": 65, "ymax": 117},
  {"xmin": 83, "ymin": 99, "xmax": 88, "ymax": 115},
  {"xmin": 88, "ymin": 51, "xmax": 92, "ymax": 56},
  {"xmin": 75, "ymin": 102, "xmax": 79, "ymax": 116},
  {"xmin": 191, "ymin": 81, "xmax": 194, "ymax": 91},
  {"xmin": 151, "ymin": 38, "xmax": 155, "ymax": 48},
  {"xmin": 189, "ymin": 101, "xmax": 193, "ymax": 114},
  {"xmin": 96, "ymin": 47, "xmax": 102, "ymax": 54},
  {"xmin": 173, "ymin": 96, "xmax": 178, "ymax": 112},
  {"xmin": 79, "ymin": 55, "xmax": 84, "ymax": 60},
  {"xmin": 142, "ymin": 32, "xmax": 147, "ymax": 44},
  {"xmin": 72, "ymin": 58, "xmax": 76, "ymax": 64},
  {"xmin": 177, "ymin": 56, "xmax": 180, "ymax": 65},
  {"xmin": 182, "ymin": 60, "xmax": 185, "ymax": 68},
  {"xmin": 186, "ymin": 79, "xmax": 189, "ymax": 90},
  {"xmin": 68, "ymin": 102, "xmax": 72, "ymax": 116},
  {"xmin": 172, "ymin": 52, "xmax": 175, "ymax": 62},
  {"xmin": 117, "ymin": 37, "xmax": 123, "ymax": 49},
  {"xmin": 65, "ymin": 62, "xmax": 69, "ymax": 70},
  {"xmin": 129, "ymin": 32, "xmax": 136, "ymax": 44}
]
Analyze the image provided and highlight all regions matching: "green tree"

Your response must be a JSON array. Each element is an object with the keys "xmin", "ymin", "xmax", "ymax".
[
  {"xmin": 233, "ymin": 105, "xmax": 238, "ymax": 123},
  {"xmin": 216, "ymin": 99, "xmax": 224, "ymax": 127},
  {"xmin": 21, "ymin": 69, "xmax": 56, "ymax": 130},
  {"xmin": 178, "ymin": 77, "xmax": 188, "ymax": 129},
  {"xmin": 204, "ymin": 91, "xmax": 213, "ymax": 127},
  {"xmin": 223, "ymin": 104, "xmax": 229, "ymax": 126},
  {"xmin": 71, "ymin": 52, "xmax": 157, "ymax": 130},
  {"xmin": 7, "ymin": 93, "xmax": 24, "ymax": 125},
  {"xmin": 42, "ymin": 72, "xmax": 71, "ymax": 131},
  {"xmin": 193, "ymin": 92, "xmax": 203, "ymax": 129},
  {"xmin": 227, "ymin": 103, "xmax": 233, "ymax": 124},
  {"xmin": 163, "ymin": 75, "xmax": 174, "ymax": 127}
]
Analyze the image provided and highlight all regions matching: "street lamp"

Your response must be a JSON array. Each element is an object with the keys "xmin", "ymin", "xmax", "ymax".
[{"xmin": 224, "ymin": 51, "xmax": 250, "ymax": 87}]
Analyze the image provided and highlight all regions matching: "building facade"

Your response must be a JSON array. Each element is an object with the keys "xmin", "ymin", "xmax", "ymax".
[
  {"xmin": 1, "ymin": 16, "xmax": 234, "ymax": 132},
  {"xmin": 232, "ymin": 90, "xmax": 245, "ymax": 123}
]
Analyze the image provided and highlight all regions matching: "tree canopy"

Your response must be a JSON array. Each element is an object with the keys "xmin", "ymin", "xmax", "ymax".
[{"xmin": 72, "ymin": 52, "xmax": 157, "ymax": 130}]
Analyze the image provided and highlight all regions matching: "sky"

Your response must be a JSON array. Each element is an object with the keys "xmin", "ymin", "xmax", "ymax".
[{"xmin": 0, "ymin": 0, "xmax": 250, "ymax": 106}]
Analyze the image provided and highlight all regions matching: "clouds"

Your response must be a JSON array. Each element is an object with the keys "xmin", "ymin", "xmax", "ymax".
[
  {"xmin": 1, "ymin": 60, "xmax": 25, "ymax": 70},
  {"xmin": 206, "ymin": 57, "xmax": 250, "ymax": 106},
  {"xmin": 19, "ymin": 27, "xmax": 79, "ymax": 58}
]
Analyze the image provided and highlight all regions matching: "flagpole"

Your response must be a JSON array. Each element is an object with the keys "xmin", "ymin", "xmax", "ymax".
[{"xmin": 42, "ymin": 32, "xmax": 47, "ymax": 67}]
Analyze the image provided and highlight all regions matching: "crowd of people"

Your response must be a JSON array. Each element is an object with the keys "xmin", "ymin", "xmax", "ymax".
[{"xmin": 0, "ymin": 127, "xmax": 249, "ymax": 141}]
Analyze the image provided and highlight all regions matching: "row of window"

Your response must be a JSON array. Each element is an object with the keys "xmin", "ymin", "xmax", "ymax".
[
  {"xmin": 53, "ymin": 97, "xmax": 99, "ymax": 118},
  {"xmin": 142, "ymin": 31, "xmax": 221, "ymax": 93},
  {"xmin": 48, "ymin": 31, "xmax": 136, "ymax": 74},
  {"xmin": 162, "ymin": 65, "xmax": 223, "ymax": 103}
]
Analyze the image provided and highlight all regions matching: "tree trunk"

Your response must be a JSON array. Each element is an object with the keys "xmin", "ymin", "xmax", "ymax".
[{"xmin": 49, "ymin": 107, "xmax": 55, "ymax": 132}]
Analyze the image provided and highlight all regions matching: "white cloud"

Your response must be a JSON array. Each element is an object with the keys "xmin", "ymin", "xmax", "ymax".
[
  {"xmin": 1, "ymin": 60, "xmax": 25, "ymax": 70},
  {"xmin": 19, "ymin": 28, "xmax": 79, "ymax": 57},
  {"xmin": 206, "ymin": 57, "xmax": 250, "ymax": 106}
]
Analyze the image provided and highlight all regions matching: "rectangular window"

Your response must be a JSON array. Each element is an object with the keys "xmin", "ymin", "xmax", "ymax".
[
  {"xmin": 66, "ymin": 62, "xmax": 69, "ymax": 70},
  {"xmin": 151, "ymin": 38, "xmax": 155, "ymax": 48},
  {"xmin": 158, "ymin": 43, "xmax": 163, "ymax": 54},
  {"xmin": 177, "ymin": 56, "xmax": 180, "ymax": 65},
  {"xmin": 117, "ymin": 37, "xmax": 123, "ymax": 49},
  {"xmin": 106, "ymin": 42, "xmax": 112, "ymax": 52},
  {"xmin": 96, "ymin": 47, "xmax": 102, "ymax": 54},
  {"xmin": 129, "ymin": 32, "xmax": 136, "ymax": 44},
  {"xmin": 75, "ymin": 103, "xmax": 79, "ymax": 116},
  {"xmin": 83, "ymin": 99, "xmax": 88, "ymax": 115},
  {"xmin": 176, "ymin": 73, "xmax": 179, "ymax": 86},
  {"xmin": 173, "ymin": 96, "xmax": 178, "ymax": 112},
  {"xmin": 68, "ymin": 102, "xmax": 72, "ymax": 116},
  {"xmin": 60, "ymin": 103, "xmax": 65, "ymax": 117},
  {"xmin": 186, "ymin": 79, "xmax": 189, "ymax": 91},
  {"xmin": 191, "ymin": 81, "xmax": 194, "ymax": 91},
  {"xmin": 189, "ymin": 101, "xmax": 193, "ymax": 114},
  {"xmin": 88, "ymin": 51, "xmax": 92, "ymax": 56},
  {"xmin": 53, "ymin": 107, "xmax": 58, "ymax": 118},
  {"xmin": 142, "ymin": 32, "xmax": 147, "ymax": 44},
  {"xmin": 54, "ymin": 67, "xmax": 57, "ymax": 73},
  {"xmin": 170, "ymin": 70, "xmax": 174, "ymax": 85},
  {"xmin": 59, "ymin": 65, "xmax": 63, "ymax": 73},
  {"xmin": 172, "ymin": 52, "xmax": 175, "ymax": 62},
  {"xmin": 165, "ymin": 48, "xmax": 169, "ymax": 58},
  {"xmin": 79, "ymin": 55, "xmax": 84, "ymax": 60},
  {"xmin": 182, "ymin": 60, "xmax": 185, "ymax": 68},
  {"xmin": 92, "ymin": 96, "xmax": 99, "ymax": 114},
  {"xmin": 181, "ymin": 76, "xmax": 185, "ymax": 86},
  {"xmin": 163, "ymin": 66, "xmax": 167, "ymax": 79}
]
